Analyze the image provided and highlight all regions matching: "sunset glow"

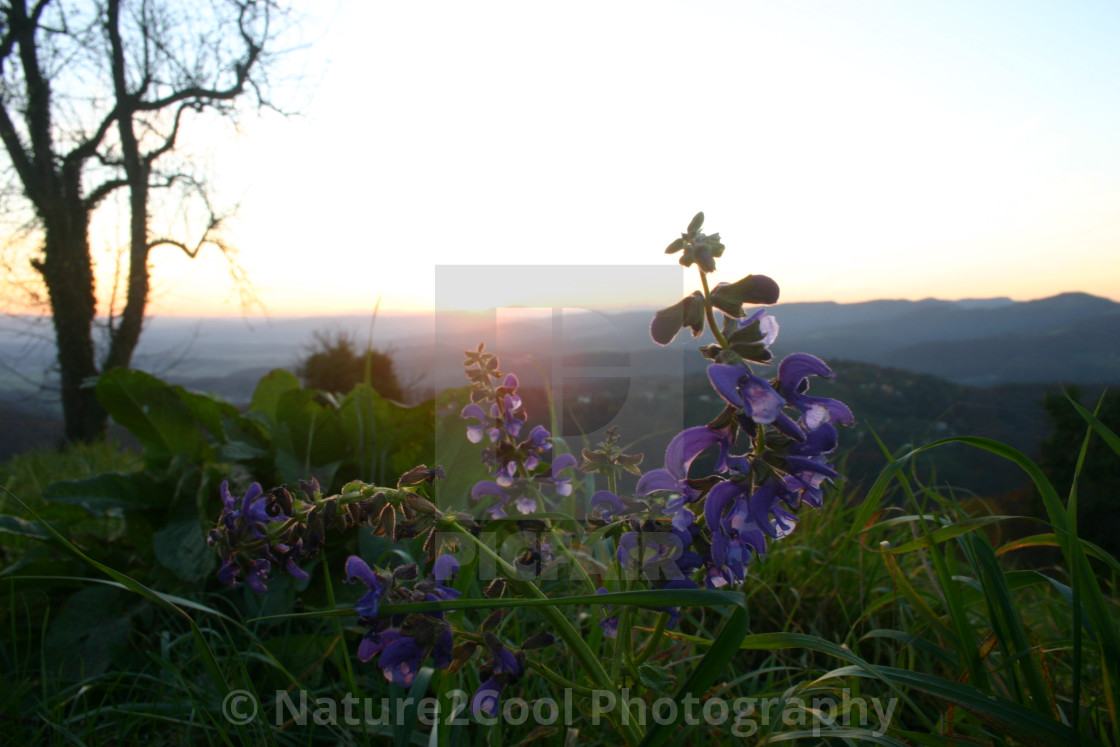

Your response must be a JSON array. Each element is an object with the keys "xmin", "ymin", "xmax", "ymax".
[{"xmin": 4, "ymin": 0, "xmax": 1119, "ymax": 318}]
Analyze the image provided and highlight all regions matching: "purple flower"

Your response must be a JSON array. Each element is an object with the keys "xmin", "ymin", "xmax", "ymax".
[
  {"xmin": 472, "ymin": 678, "xmax": 504, "ymax": 718},
  {"xmin": 272, "ymin": 541, "xmax": 310, "ymax": 581},
  {"xmin": 494, "ymin": 374, "xmax": 526, "ymax": 439},
  {"xmin": 523, "ymin": 425, "xmax": 552, "ymax": 470},
  {"xmin": 345, "ymin": 555, "xmax": 385, "ymax": 619},
  {"xmin": 514, "ymin": 492, "xmax": 537, "ymax": 515},
  {"xmin": 219, "ymin": 481, "xmax": 280, "ymax": 538},
  {"xmin": 637, "ymin": 425, "xmax": 731, "ymax": 501},
  {"xmin": 217, "ymin": 559, "xmax": 240, "ymax": 586},
  {"xmin": 432, "ymin": 626, "xmax": 455, "ymax": 669},
  {"xmin": 707, "ymin": 364, "xmax": 786, "ymax": 424},
  {"xmin": 433, "ymin": 554, "xmax": 459, "ymax": 583},
  {"xmin": 545, "ymin": 453, "xmax": 579, "ymax": 498},
  {"xmin": 775, "ymin": 354, "xmax": 853, "ymax": 434},
  {"xmin": 244, "ymin": 558, "xmax": 272, "ymax": 593},
  {"xmin": 729, "ymin": 482, "xmax": 797, "ymax": 542},
  {"xmin": 590, "ymin": 490, "xmax": 624, "ymax": 521},
  {"xmin": 423, "ymin": 555, "xmax": 462, "ymax": 604},
  {"xmin": 471, "ymin": 480, "xmax": 512, "ymax": 519},
  {"xmin": 617, "ymin": 528, "xmax": 694, "ymax": 583},
  {"xmin": 357, "ymin": 623, "xmax": 399, "ymax": 663},
  {"xmin": 460, "ymin": 403, "xmax": 493, "ymax": 444},
  {"xmin": 378, "ymin": 635, "xmax": 425, "ymax": 686},
  {"xmin": 596, "ymin": 587, "xmax": 618, "ymax": 637},
  {"xmin": 739, "ymin": 308, "xmax": 779, "ymax": 346},
  {"xmin": 704, "ymin": 481, "xmax": 772, "ymax": 588},
  {"xmin": 212, "ymin": 482, "xmax": 302, "ymax": 592},
  {"xmin": 472, "ymin": 635, "xmax": 523, "ymax": 717},
  {"xmin": 491, "ymin": 644, "xmax": 520, "ymax": 676},
  {"xmin": 781, "ymin": 456, "xmax": 840, "ymax": 509}
]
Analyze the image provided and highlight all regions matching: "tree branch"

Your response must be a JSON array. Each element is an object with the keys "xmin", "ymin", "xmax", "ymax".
[
  {"xmin": 142, "ymin": 101, "xmax": 189, "ymax": 165},
  {"xmin": 83, "ymin": 177, "xmax": 128, "ymax": 209}
]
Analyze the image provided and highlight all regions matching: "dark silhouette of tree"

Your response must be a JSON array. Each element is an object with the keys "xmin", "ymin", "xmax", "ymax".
[
  {"xmin": 1037, "ymin": 387, "xmax": 1120, "ymax": 558},
  {"xmin": 295, "ymin": 329, "xmax": 405, "ymax": 402},
  {"xmin": 0, "ymin": 0, "xmax": 289, "ymax": 442}
]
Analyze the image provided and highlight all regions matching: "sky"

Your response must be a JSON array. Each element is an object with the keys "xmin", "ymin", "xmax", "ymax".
[{"xmin": 9, "ymin": 0, "xmax": 1120, "ymax": 317}]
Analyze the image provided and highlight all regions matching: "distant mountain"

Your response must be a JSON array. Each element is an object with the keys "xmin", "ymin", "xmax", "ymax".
[
  {"xmin": 2, "ymin": 292, "xmax": 1116, "ymax": 410},
  {"xmin": 594, "ymin": 291, "xmax": 1120, "ymax": 387}
]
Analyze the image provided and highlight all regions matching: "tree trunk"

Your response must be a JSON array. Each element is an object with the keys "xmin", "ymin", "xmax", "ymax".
[{"xmin": 36, "ymin": 194, "xmax": 106, "ymax": 443}]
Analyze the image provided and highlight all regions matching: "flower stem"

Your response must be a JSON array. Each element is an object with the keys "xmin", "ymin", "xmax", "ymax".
[
  {"xmin": 548, "ymin": 525, "xmax": 598, "ymax": 596},
  {"xmin": 322, "ymin": 549, "xmax": 361, "ymax": 698},
  {"xmin": 529, "ymin": 661, "xmax": 599, "ymax": 696},
  {"xmin": 699, "ymin": 270, "xmax": 730, "ymax": 349},
  {"xmin": 634, "ymin": 611, "xmax": 668, "ymax": 666},
  {"xmin": 445, "ymin": 517, "xmax": 644, "ymax": 746}
]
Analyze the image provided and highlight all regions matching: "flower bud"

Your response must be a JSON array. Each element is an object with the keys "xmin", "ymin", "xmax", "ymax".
[{"xmin": 483, "ymin": 578, "xmax": 506, "ymax": 598}]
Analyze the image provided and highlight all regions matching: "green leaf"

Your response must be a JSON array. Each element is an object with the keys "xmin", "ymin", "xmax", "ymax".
[
  {"xmin": 686, "ymin": 211, "xmax": 704, "ymax": 235},
  {"xmin": 42, "ymin": 471, "xmax": 164, "ymax": 513},
  {"xmin": 252, "ymin": 588, "xmax": 746, "ymax": 621},
  {"xmin": 273, "ymin": 388, "xmax": 348, "ymax": 482},
  {"xmin": 864, "ymin": 435, "xmax": 1120, "ymax": 742},
  {"xmin": 709, "ymin": 274, "xmax": 780, "ymax": 315},
  {"xmin": 96, "ymin": 369, "xmax": 208, "ymax": 460},
  {"xmin": 173, "ymin": 386, "xmax": 240, "ymax": 438},
  {"xmin": 0, "ymin": 513, "xmax": 56, "ymax": 540},
  {"xmin": 966, "ymin": 532, "xmax": 1052, "ymax": 714},
  {"xmin": 339, "ymin": 384, "xmax": 435, "ymax": 485},
  {"xmin": 152, "ymin": 518, "xmax": 214, "ymax": 582},
  {"xmin": 650, "ymin": 291, "xmax": 706, "ymax": 346},
  {"xmin": 249, "ymin": 368, "xmax": 302, "ymax": 420},
  {"xmin": 881, "ymin": 515, "xmax": 1011, "ymax": 554},
  {"xmin": 637, "ymin": 662, "xmax": 675, "ymax": 691},
  {"xmin": 2, "ymin": 489, "xmax": 238, "ymax": 738},
  {"xmin": 640, "ymin": 605, "xmax": 751, "ymax": 747},
  {"xmin": 1065, "ymin": 390, "xmax": 1120, "ymax": 458},
  {"xmin": 851, "ymin": 665, "xmax": 1087, "ymax": 745},
  {"xmin": 42, "ymin": 585, "xmax": 134, "ymax": 681}
]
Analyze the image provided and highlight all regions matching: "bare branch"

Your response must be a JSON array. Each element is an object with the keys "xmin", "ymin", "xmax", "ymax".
[
  {"xmin": 83, "ymin": 176, "xmax": 128, "ymax": 208},
  {"xmin": 0, "ymin": 0, "xmax": 298, "ymax": 440},
  {"xmin": 141, "ymin": 100, "xmax": 188, "ymax": 165}
]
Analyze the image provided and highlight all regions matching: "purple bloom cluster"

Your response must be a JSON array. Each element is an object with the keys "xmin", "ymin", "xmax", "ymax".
[
  {"xmin": 209, "ymin": 475, "xmax": 447, "ymax": 594},
  {"xmin": 461, "ymin": 344, "xmax": 577, "ymax": 520},
  {"xmin": 345, "ymin": 545, "xmax": 556, "ymax": 717},
  {"xmin": 588, "ymin": 214, "xmax": 854, "ymax": 591},
  {"xmin": 344, "ymin": 554, "xmax": 460, "ymax": 687},
  {"xmin": 471, "ymin": 633, "xmax": 525, "ymax": 717},
  {"xmin": 595, "ymin": 348, "xmax": 851, "ymax": 589},
  {"xmin": 208, "ymin": 480, "xmax": 311, "ymax": 593}
]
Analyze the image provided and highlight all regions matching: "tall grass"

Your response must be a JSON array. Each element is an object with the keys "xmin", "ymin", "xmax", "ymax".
[{"xmin": 1, "ymin": 412, "xmax": 1117, "ymax": 744}]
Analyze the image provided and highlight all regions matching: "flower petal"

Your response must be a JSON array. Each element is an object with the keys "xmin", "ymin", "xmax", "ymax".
[
  {"xmin": 635, "ymin": 468, "xmax": 680, "ymax": 496},
  {"xmin": 704, "ymin": 480, "xmax": 743, "ymax": 531},
  {"xmin": 432, "ymin": 554, "xmax": 460, "ymax": 583},
  {"xmin": 778, "ymin": 353, "xmax": 833, "ymax": 393},
  {"xmin": 379, "ymin": 636, "xmax": 423, "ymax": 687},
  {"xmin": 471, "ymin": 480, "xmax": 507, "ymax": 501},
  {"xmin": 345, "ymin": 555, "xmax": 381, "ymax": 590},
  {"xmin": 472, "ymin": 679, "xmax": 503, "ymax": 718},
  {"xmin": 665, "ymin": 426, "xmax": 730, "ymax": 481},
  {"xmin": 590, "ymin": 490, "xmax": 624, "ymax": 520},
  {"xmin": 740, "ymin": 374, "xmax": 784, "ymax": 424},
  {"xmin": 707, "ymin": 364, "xmax": 746, "ymax": 408}
]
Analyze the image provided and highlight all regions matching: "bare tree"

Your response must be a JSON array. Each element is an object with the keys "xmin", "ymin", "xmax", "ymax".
[{"xmin": 0, "ymin": 0, "xmax": 287, "ymax": 442}]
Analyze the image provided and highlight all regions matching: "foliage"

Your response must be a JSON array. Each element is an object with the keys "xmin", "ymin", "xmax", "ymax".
[
  {"xmin": 295, "ymin": 328, "xmax": 405, "ymax": 401},
  {"xmin": 0, "ymin": 212, "xmax": 1117, "ymax": 745},
  {"xmin": 0, "ymin": 0, "xmax": 293, "ymax": 442},
  {"xmin": 4, "ymin": 430, "xmax": 1118, "ymax": 744},
  {"xmin": 1037, "ymin": 387, "xmax": 1120, "ymax": 557}
]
